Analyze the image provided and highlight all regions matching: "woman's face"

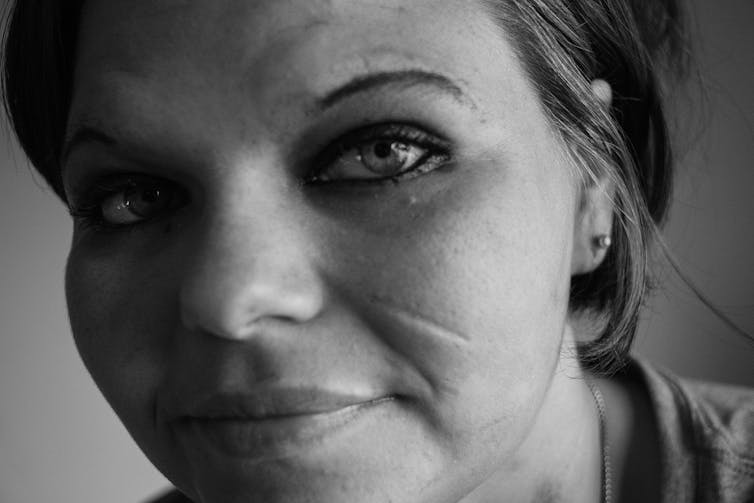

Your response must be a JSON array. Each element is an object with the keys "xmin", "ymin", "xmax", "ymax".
[{"xmin": 63, "ymin": 1, "xmax": 583, "ymax": 502}]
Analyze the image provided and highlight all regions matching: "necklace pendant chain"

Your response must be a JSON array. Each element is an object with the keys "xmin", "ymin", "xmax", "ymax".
[{"xmin": 587, "ymin": 380, "xmax": 613, "ymax": 503}]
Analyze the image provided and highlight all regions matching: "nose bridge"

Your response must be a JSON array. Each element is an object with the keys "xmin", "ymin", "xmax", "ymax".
[{"xmin": 179, "ymin": 180, "xmax": 324, "ymax": 339}]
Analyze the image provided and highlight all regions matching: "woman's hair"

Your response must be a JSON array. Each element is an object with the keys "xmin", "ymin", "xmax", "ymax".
[
  {"xmin": 485, "ymin": 0, "xmax": 688, "ymax": 372},
  {"xmin": 1, "ymin": 0, "xmax": 687, "ymax": 374}
]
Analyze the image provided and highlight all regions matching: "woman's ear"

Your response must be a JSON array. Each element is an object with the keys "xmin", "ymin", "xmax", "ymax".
[
  {"xmin": 571, "ymin": 79, "xmax": 615, "ymax": 275},
  {"xmin": 571, "ymin": 175, "xmax": 615, "ymax": 275}
]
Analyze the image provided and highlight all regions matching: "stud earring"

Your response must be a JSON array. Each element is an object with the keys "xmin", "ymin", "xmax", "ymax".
[{"xmin": 595, "ymin": 235, "xmax": 612, "ymax": 249}]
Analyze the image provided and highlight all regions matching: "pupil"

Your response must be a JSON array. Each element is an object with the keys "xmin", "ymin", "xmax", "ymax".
[
  {"xmin": 141, "ymin": 188, "xmax": 160, "ymax": 203},
  {"xmin": 373, "ymin": 142, "xmax": 393, "ymax": 159}
]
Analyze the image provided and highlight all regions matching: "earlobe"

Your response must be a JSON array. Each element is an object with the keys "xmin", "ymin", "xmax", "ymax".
[{"xmin": 571, "ymin": 176, "xmax": 615, "ymax": 275}]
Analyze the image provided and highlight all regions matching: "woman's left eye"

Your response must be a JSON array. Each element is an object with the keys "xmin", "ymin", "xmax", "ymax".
[{"xmin": 307, "ymin": 124, "xmax": 451, "ymax": 184}]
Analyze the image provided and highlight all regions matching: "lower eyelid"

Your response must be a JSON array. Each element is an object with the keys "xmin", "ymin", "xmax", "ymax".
[{"xmin": 325, "ymin": 152, "xmax": 451, "ymax": 187}]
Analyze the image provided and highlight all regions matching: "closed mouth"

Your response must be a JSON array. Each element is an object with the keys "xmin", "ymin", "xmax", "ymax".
[{"xmin": 171, "ymin": 388, "xmax": 395, "ymax": 459}]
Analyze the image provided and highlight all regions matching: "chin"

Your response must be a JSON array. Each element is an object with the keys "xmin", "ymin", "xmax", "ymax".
[{"xmin": 183, "ymin": 461, "xmax": 419, "ymax": 503}]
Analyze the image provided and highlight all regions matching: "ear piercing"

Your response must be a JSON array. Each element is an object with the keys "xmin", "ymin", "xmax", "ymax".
[{"xmin": 595, "ymin": 235, "xmax": 612, "ymax": 249}]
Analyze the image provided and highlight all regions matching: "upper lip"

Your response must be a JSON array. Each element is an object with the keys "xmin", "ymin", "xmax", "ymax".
[{"xmin": 175, "ymin": 387, "xmax": 388, "ymax": 421}]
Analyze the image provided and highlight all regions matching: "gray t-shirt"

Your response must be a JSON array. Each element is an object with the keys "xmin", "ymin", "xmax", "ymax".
[
  {"xmin": 147, "ymin": 359, "xmax": 754, "ymax": 503},
  {"xmin": 632, "ymin": 357, "xmax": 754, "ymax": 503}
]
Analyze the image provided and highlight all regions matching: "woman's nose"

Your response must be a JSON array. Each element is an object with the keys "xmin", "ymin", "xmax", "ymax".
[{"xmin": 178, "ymin": 190, "xmax": 325, "ymax": 340}]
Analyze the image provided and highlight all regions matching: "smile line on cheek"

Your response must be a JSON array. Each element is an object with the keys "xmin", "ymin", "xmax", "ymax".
[
  {"xmin": 367, "ymin": 295, "xmax": 472, "ymax": 343},
  {"xmin": 356, "ymin": 294, "xmax": 474, "ymax": 406}
]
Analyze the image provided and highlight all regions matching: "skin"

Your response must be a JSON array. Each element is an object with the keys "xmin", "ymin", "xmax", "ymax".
[{"xmin": 61, "ymin": 0, "xmax": 624, "ymax": 502}]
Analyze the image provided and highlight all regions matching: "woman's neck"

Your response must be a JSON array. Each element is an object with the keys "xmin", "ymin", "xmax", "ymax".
[{"xmin": 459, "ymin": 332, "xmax": 604, "ymax": 503}]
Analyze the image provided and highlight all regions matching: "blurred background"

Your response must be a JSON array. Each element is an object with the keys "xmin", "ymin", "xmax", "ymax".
[{"xmin": 0, "ymin": 1, "xmax": 752, "ymax": 502}]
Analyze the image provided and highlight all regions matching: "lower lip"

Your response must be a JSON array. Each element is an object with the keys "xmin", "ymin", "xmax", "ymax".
[{"xmin": 181, "ymin": 398, "xmax": 393, "ymax": 460}]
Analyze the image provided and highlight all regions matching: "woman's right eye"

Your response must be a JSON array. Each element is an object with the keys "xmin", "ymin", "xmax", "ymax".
[{"xmin": 70, "ymin": 176, "xmax": 188, "ymax": 230}]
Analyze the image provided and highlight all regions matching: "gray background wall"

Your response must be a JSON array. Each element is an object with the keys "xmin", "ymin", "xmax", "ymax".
[{"xmin": 1, "ymin": 1, "xmax": 752, "ymax": 502}]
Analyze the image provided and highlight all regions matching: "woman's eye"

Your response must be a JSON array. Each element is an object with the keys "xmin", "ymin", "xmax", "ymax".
[
  {"xmin": 71, "ymin": 177, "xmax": 188, "ymax": 230},
  {"xmin": 317, "ymin": 140, "xmax": 428, "ymax": 182},
  {"xmin": 308, "ymin": 124, "xmax": 451, "ymax": 184},
  {"xmin": 102, "ymin": 183, "xmax": 176, "ymax": 225}
]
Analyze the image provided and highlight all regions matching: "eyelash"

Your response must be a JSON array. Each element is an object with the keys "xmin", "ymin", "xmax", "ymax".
[
  {"xmin": 68, "ymin": 180, "xmax": 119, "ymax": 233},
  {"xmin": 68, "ymin": 122, "xmax": 452, "ymax": 232},
  {"xmin": 306, "ymin": 122, "xmax": 452, "ymax": 185},
  {"xmin": 68, "ymin": 176, "xmax": 186, "ymax": 233}
]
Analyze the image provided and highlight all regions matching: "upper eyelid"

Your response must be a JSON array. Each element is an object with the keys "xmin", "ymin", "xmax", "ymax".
[
  {"xmin": 68, "ymin": 176, "xmax": 130, "ymax": 209},
  {"xmin": 310, "ymin": 122, "xmax": 451, "ymax": 165},
  {"xmin": 337, "ymin": 122, "xmax": 450, "ymax": 145},
  {"xmin": 69, "ymin": 174, "xmax": 167, "ymax": 209}
]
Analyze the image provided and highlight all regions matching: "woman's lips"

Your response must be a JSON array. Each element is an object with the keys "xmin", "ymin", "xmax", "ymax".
[{"xmin": 172, "ymin": 388, "xmax": 394, "ymax": 459}]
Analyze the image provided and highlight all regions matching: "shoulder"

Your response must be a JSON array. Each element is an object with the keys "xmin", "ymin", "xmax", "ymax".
[
  {"xmin": 144, "ymin": 489, "xmax": 193, "ymax": 503},
  {"xmin": 684, "ymin": 378, "xmax": 754, "ymax": 462},
  {"xmin": 632, "ymin": 357, "xmax": 754, "ymax": 503}
]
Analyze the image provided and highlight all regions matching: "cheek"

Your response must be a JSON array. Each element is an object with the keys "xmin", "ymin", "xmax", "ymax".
[
  {"xmin": 326, "ymin": 154, "xmax": 575, "ymax": 450},
  {"xmin": 65, "ymin": 240, "xmax": 178, "ymax": 433}
]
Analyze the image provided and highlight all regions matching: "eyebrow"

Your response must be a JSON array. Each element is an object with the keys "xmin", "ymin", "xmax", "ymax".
[
  {"xmin": 317, "ymin": 69, "xmax": 469, "ymax": 110},
  {"xmin": 61, "ymin": 70, "xmax": 469, "ymax": 164},
  {"xmin": 61, "ymin": 126, "xmax": 117, "ymax": 166}
]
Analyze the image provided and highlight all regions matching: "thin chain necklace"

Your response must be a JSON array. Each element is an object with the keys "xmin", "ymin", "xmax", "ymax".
[{"xmin": 587, "ymin": 380, "xmax": 613, "ymax": 503}]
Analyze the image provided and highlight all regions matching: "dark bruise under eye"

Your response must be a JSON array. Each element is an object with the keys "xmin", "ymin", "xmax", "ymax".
[{"xmin": 305, "ymin": 122, "xmax": 452, "ymax": 185}]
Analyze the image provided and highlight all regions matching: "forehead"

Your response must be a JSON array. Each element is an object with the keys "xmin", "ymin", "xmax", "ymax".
[
  {"xmin": 74, "ymin": 0, "xmax": 505, "ymax": 94},
  {"xmin": 67, "ymin": 0, "xmax": 540, "ymax": 171}
]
